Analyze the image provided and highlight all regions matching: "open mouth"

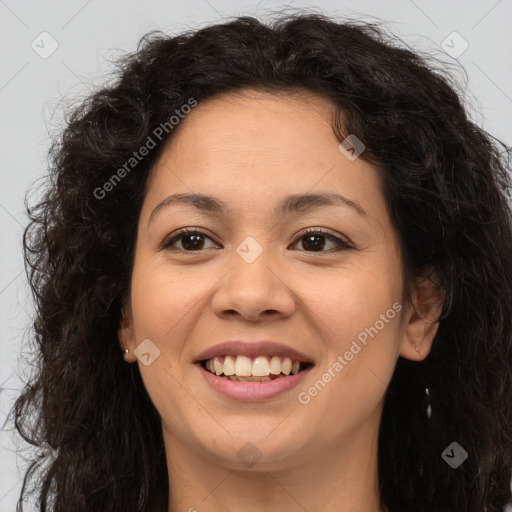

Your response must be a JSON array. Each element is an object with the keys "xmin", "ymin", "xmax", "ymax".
[{"xmin": 198, "ymin": 355, "xmax": 314, "ymax": 383}]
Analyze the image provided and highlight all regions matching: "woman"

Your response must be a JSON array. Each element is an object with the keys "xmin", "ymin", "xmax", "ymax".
[{"xmin": 13, "ymin": 12, "xmax": 512, "ymax": 512}]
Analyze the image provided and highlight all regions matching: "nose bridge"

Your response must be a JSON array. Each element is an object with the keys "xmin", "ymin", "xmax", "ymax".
[
  {"xmin": 210, "ymin": 233, "xmax": 295, "ymax": 320},
  {"xmin": 231, "ymin": 234, "xmax": 278, "ymax": 293},
  {"xmin": 235, "ymin": 235, "xmax": 266, "ymax": 266}
]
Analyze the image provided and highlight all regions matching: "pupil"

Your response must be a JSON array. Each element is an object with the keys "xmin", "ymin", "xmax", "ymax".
[
  {"xmin": 303, "ymin": 234, "xmax": 325, "ymax": 251},
  {"xmin": 183, "ymin": 234, "xmax": 204, "ymax": 250},
  {"xmin": 182, "ymin": 234, "xmax": 326, "ymax": 251}
]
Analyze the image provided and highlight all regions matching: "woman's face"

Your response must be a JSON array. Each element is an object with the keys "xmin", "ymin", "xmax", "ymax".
[{"xmin": 118, "ymin": 89, "xmax": 437, "ymax": 471}]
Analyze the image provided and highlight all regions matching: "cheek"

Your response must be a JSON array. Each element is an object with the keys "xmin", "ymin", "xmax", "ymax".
[
  {"xmin": 299, "ymin": 287, "xmax": 401, "ymax": 437},
  {"xmin": 297, "ymin": 264, "xmax": 402, "ymax": 403},
  {"xmin": 127, "ymin": 261, "xmax": 209, "ymax": 434},
  {"xmin": 129, "ymin": 258, "xmax": 213, "ymax": 340},
  {"xmin": 301, "ymin": 264, "xmax": 402, "ymax": 349}
]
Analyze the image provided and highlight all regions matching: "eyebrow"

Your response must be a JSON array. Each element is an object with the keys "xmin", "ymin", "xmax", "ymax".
[{"xmin": 148, "ymin": 191, "xmax": 368, "ymax": 225}]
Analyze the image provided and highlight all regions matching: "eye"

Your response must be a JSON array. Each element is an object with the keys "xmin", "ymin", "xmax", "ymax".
[
  {"xmin": 290, "ymin": 228, "xmax": 354, "ymax": 252},
  {"xmin": 161, "ymin": 228, "xmax": 219, "ymax": 251},
  {"xmin": 161, "ymin": 227, "xmax": 354, "ymax": 253}
]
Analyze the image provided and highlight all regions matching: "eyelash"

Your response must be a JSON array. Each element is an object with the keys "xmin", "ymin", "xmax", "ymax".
[{"xmin": 160, "ymin": 227, "xmax": 354, "ymax": 253}]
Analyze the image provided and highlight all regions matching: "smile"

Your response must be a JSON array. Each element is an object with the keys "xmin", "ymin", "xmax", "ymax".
[
  {"xmin": 196, "ymin": 356, "xmax": 314, "ymax": 401},
  {"xmin": 202, "ymin": 355, "xmax": 311, "ymax": 380}
]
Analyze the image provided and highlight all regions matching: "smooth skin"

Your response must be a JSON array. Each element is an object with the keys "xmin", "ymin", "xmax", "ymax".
[{"xmin": 118, "ymin": 89, "xmax": 445, "ymax": 512}]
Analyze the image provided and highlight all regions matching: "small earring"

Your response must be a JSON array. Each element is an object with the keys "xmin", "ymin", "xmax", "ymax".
[
  {"xmin": 425, "ymin": 387, "xmax": 432, "ymax": 418},
  {"xmin": 415, "ymin": 346, "xmax": 420, "ymax": 352},
  {"xmin": 123, "ymin": 349, "xmax": 129, "ymax": 355}
]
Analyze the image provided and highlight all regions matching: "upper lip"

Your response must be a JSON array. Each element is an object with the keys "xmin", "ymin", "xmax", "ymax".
[{"xmin": 195, "ymin": 341, "xmax": 315, "ymax": 364}]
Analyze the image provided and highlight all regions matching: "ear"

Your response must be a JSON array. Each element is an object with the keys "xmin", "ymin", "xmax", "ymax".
[
  {"xmin": 399, "ymin": 267, "xmax": 445, "ymax": 361},
  {"xmin": 118, "ymin": 298, "xmax": 137, "ymax": 363}
]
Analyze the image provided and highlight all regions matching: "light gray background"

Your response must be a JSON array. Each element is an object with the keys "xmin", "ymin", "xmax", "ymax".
[{"xmin": 1, "ymin": 0, "xmax": 511, "ymax": 510}]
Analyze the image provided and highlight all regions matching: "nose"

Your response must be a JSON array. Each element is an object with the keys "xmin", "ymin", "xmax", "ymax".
[{"xmin": 210, "ymin": 244, "xmax": 296, "ymax": 322}]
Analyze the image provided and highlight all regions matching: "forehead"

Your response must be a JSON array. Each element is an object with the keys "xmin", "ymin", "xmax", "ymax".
[
  {"xmin": 142, "ymin": 88, "xmax": 384, "ymax": 225},
  {"xmin": 148, "ymin": 89, "xmax": 352, "ymax": 180},
  {"xmin": 171, "ymin": 88, "xmax": 338, "ymax": 154}
]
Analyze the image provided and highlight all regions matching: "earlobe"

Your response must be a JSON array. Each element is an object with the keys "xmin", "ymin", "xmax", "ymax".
[
  {"xmin": 399, "ymin": 268, "xmax": 445, "ymax": 361},
  {"xmin": 117, "ymin": 302, "xmax": 136, "ymax": 362}
]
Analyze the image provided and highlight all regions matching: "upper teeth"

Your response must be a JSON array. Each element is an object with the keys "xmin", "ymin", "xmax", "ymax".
[{"xmin": 205, "ymin": 355, "xmax": 302, "ymax": 377}]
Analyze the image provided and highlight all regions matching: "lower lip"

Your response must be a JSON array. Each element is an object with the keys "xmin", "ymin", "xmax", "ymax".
[{"xmin": 196, "ymin": 363, "xmax": 313, "ymax": 402}]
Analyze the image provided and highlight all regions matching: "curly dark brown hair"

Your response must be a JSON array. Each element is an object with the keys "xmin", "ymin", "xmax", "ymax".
[{"xmin": 9, "ymin": 11, "xmax": 512, "ymax": 512}]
